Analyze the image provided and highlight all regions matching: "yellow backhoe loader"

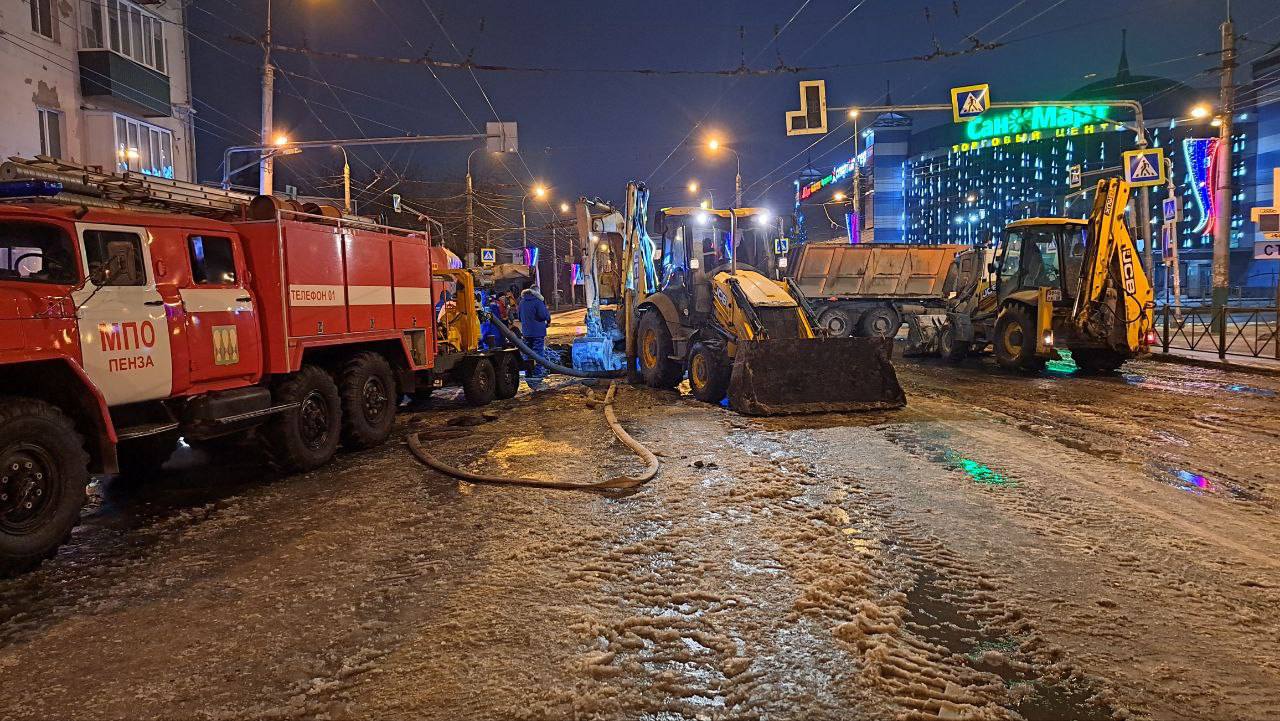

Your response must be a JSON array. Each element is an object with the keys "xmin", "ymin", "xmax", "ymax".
[
  {"xmin": 633, "ymin": 204, "xmax": 905, "ymax": 415},
  {"xmin": 938, "ymin": 178, "xmax": 1156, "ymax": 373}
]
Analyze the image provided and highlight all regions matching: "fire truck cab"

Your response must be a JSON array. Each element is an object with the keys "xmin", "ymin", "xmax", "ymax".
[{"xmin": 0, "ymin": 187, "xmax": 521, "ymax": 576}]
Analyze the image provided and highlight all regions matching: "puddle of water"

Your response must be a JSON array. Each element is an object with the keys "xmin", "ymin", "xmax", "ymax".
[
  {"xmin": 1122, "ymin": 374, "xmax": 1277, "ymax": 399},
  {"xmin": 1224, "ymin": 383, "xmax": 1276, "ymax": 397},
  {"xmin": 1149, "ymin": 464, "xmax": 1257, "ymax": 501},
  {"xmin": 904, "ymin": 570, "xmax": 1114, "ymax": 721},
  {"xmin": 884, "ymin": 427, "xmax": 1015, "ymax": 487}
]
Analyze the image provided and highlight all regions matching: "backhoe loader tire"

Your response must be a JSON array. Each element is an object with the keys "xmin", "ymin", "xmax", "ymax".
[
  {"xmin": 688, "ymin": 343, "xmax": 731, "ymax": 405},
  {"xmin": 818, "ymin": 306, "xmax": 857, "ymax": 337},
  {"xmin": 262, "ymin": 365, "xmax": 343, "ymax": 473},
  {"xmin": 462, "ymin": 358, "xmax": 497, "ymax": 407},
  {"xmin": 638, "ymin": 312, "xmax": 683, "ymax": 389},
  {"xmin": 0, "ymin": 398, "xmax": 88, "ymax": 577},
  {"xmin": 1073, "ymin": 349, "xmax": 1127, "ymax": 375},
  {"xmin": 859, "ymin": 306, "xmax": 901, "ymax": 339},
  {"xmin": 339, "ymin": 351, "xmax": 397, "ymax": 450},
  {"xmin": 939, "ymin": 323, "xmax": 970, "ymax": 364},
  {"xmin": 994, "ymin": 306, "xmax": 1045, "ymax": 373},
  {"xmin": 493, "ymin": 352, "xmax": 521, "ymax": 400}
]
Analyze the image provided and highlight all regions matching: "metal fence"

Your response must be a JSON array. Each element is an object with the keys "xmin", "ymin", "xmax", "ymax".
[{"xmin": 1157, "ymin": 304, "xmax": 1279, "ymax": 360}]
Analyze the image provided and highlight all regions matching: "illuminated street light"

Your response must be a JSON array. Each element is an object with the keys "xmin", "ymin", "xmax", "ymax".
[
  {"xmin": 699, "ymin": 199, "xmax": 710, "ymax": 210},
  {"xmin": 848, "ymin": 109, "xmax": 860, "ymax": 119},
  {"xmin": 533, "ymin": 184, "xmax": 547, "ymax": 198},
  {"xmin": 559, "ymin": 202, "xmax": 571, "ymax": 213},
  {"xmin": 707, "ymin": 139, "xmax": 721, "ymax": 151},
  {"xmin": 1190, "ymin": 104, "xmax": 1212, "ymax": 120},
  {"xmin": 687, "ymin": 181, "xmax": 699, "ymax": 194},
  {"xmin": 832, "ymin": 192, "xmax": 846, "ymax": 202},
  {"xmin": 1210, "ymin": 117, "xmax": 1223, "ymax": 128},
  {"xmin": 272, "ymin": 133, "xmax": 289, "ymax": 146}
]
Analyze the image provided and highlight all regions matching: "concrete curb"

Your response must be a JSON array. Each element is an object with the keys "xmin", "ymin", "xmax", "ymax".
[{"xmin": 1146, "ymin": 351, "xmax": 1280, "ymax": 378}]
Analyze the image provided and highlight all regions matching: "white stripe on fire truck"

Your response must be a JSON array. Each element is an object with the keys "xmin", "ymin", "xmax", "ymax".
[
  {"xmin": 288, "ymin": 284, "xmax": 346, "ymax": 306},
  {"xmin": 180, "ymin": 287, "xmax": 251, "ymax": 313},
  {"xmin": 394, "ymin": 287, "xmax": 432, "ymax": 305},
  {"xmin": 347, "ymin": 285, "xmax": 394, "ymax": 306}
]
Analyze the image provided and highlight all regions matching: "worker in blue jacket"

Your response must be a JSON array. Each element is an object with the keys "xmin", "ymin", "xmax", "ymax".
[{"xmin": 518, "ymin": 286, "xmax": 551, "ymax": 379}]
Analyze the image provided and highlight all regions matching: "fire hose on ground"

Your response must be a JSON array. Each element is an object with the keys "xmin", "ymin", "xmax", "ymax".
[
  {"xmin": 487, "ymin": 314, "xmax": 626, "ymax": 379},
  {"xmin": 406, "ymin": 381, "xmax": 658, "ymax": 490}
]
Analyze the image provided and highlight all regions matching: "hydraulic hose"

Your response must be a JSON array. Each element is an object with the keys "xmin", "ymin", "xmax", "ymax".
[
  {"xmin": 488, "ymin": 314, "xmax": 626, "ymax": 379},
  {"xmin": 406, "ymin": 381, "xmax": 658, "ymax": 490}
]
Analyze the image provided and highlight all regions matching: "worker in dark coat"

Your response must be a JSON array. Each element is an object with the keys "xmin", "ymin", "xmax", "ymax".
[{"xmin": 518, "ymin": 287, "xmax": 551, "ymax": 379}]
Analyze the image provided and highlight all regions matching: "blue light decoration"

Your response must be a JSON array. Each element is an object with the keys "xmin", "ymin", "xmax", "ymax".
[
  {"xmin": 523, "ymin": 246, "xmax": 539, "ymax": 266},
  {"xmin": 1182, "ymin": 137, "xmax": 1218, "ymax": 236}
]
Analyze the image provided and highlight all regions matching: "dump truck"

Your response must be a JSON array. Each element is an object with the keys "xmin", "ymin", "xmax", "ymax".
[
  {"xmin": 934, "ymin": 179, "xmax": 1156, "ymax": 373},
  {"xmin": 630, "ymin": 199, "xmax": 905, "ymax": 415},
  {"xmin": 790, "ymin": 242, "xmax": 966, "ymax": 338},
  {"xmin": 0, "ymin": 157, "xmax": 521, "ymax": 575}
]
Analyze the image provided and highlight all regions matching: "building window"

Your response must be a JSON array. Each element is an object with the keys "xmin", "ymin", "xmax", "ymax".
[
  {"xmin": 37, "ymin": 108, "xmax": 63, "ymax": 159},
  {"xmin": 81, "ymin": 0, "xmax": 166, "ymax": 74},
  {"xmin": 30, "ymin": 0, "xmax": 55, "ymax": 39},
  {"xmin": 113, "ymin": 114, "xmax": 174, "ymax": 178},
  {"xmin": 187, "ymin": 235, "xmax": 238, "ymax": 285}
]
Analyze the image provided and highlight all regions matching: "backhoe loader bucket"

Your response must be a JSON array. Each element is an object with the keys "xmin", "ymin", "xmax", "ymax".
[{"xmin": 727, "ymin": 336, "xmax": 906, "ymax": 416}]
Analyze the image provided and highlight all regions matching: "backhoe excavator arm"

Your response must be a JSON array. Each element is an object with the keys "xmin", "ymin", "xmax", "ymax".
[{"xmin": 1073, "ymin": 179, "xmax": 1155, "ymax": 352}]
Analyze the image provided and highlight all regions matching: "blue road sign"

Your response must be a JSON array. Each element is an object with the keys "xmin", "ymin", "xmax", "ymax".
[
  {"xmin": 480, "ymin": 247, "xmax": 497, "ymax": 266},
  {"xmin": 1123, "ymin": 148, "xmax": 1165, "ymax": 187}
]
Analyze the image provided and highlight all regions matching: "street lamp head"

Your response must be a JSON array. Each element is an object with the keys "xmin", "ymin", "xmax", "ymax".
[
  {"xmin": 848, "ymin": 109, "xmax": 860, "ymax": 119},
  {"xmin": 272, "ymin": 133, "xmax": 289, "ymax": 146},
  {"xmin": 533, "ymin": 185, "xmax": 547, "ymax": 198},
  {"xmin": 687, "ymin": 181, "xmax": 699, "ymax": 193},
  {"xmin": 1190, "ymin": 104, "xmax": 1211, "ymax": 120},
  {"xmin": 707, "ymin": 139, "xmax": 721, "ymax": 151},
  {"xmin": 832, "ymin": 192, "xmax": 846, "ymax": 202},
  {"xmin": 559, "ymin": 202, "xmax": 571, "ymax": 213}
]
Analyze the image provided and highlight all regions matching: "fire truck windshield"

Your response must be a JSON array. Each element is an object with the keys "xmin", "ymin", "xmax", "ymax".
[{"xmin": 0, "ymin": 221, "xmax": 77, "ymax": 284}]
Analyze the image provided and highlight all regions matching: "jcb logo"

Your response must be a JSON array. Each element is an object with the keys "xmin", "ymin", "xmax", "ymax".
[
  {"xmin": 212, "ymin": 325, "xmax": 239, "ymax": 366},
  {"xmin": 98, "ymin": 321, "xmax": 157, "ymax": 352},
  {"xmin": 1119, "ymin": 246, "xmax": 1137, "ymax": 294}
]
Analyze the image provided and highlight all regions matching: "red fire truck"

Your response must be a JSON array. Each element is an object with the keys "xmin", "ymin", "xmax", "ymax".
[{"xmin": 0, "ymin": 159, "xmax": 522, "ymax": 576}]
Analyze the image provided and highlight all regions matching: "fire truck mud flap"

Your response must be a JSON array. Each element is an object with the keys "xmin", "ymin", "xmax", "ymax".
[{"xmin": 727, "ymin": 336, "xmax": 906, "ymax": 416}]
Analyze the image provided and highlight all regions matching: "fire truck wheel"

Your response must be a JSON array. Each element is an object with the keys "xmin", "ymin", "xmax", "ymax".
[
  {"xmin": 0, "ymin": 397, "xmax": 89, "ymax": 577},
  {"xmin": 116, "ymin": 434, "xmax": 178, "ymax": 481},
  {"xmin": 493, "ymin": 353, "xmax": 521, "ymax": 400},
  {"xmin": 262, "ymin": 365, "xmax": 343, "ymax": 473},
  {"xmin": 339, "ymin": 352, "xmax": 397, "ymax": 449},
  {"xmin": 462, "ymin": 358, "xmax": 497, "ymax": 406}
]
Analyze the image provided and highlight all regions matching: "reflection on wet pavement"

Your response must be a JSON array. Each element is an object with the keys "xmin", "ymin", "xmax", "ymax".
[{"xmin": 882, "ymin": 426, "xmax": 1015, "ymax": 487}]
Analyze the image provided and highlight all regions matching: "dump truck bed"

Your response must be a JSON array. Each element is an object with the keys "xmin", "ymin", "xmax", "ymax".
[{"xmin": 793, "ymin": 243, "xmax": 965, "ymax": 299}]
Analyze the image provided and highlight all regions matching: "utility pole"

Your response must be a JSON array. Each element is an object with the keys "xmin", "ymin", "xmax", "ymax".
[
  {"xmin": 1212, "ymin": 9, "xmax": 1236, "ymax": 320},
  {"xmin": 551, "ymin": 223, "xmax": 559, "ymax": 310},
  {"xmin": 258, "ymin": 0, "xmax": 274, "ymax": 195}
]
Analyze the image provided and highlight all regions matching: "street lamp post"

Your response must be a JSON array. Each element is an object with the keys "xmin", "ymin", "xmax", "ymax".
[
  {"xmin": 333, "ymin": 145, "xmax": 351, "ymax": 214},
  {"xmin": 259, "ymin": 0, "xmax": 274, "ymax": 195},
  {"xmin": 849, "ymin": 110, "xmax": 862, "ymax": 240},
  {"xmin": 708, "ymin": 140, "xmax": 742, "ymax": 207},
  {"xmin": 465, "ymin": 147, "xmax": 487, "ymax": 265}
]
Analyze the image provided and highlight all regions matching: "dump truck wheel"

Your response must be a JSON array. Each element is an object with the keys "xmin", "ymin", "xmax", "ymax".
[
  {"xmin": 688, "ymin": 343, "xmax": 730, "ymax": 405},
  {"xmin": 339, "ymin": 351, "xmax": 397, "ymax": 450},
  {"xmin": 462, "ymin": 358, "xmax": 497, "ymax": 406},
  {"xmin": 994, "ymin": 306, "xmax": 1044, "ymax": 372},
  {"xmin": 0, "ymin": 398, "xmax": 88, "ymax": 577},
  {"xmin": 493, "ymin": 353, "xmax": 521, "ymax": 400},
  {"xmin": 859, "ymin": 306, "xmax": 901, "ymax": 338},
  {"xmin": 1073, "ymin": 349, "xmax": 1126, "ymax": 374},
  {"xmin": 939, "ymin": 323, "xmax": 970, "ymax": 364},
  {"xmin": 262, "ymin": 365, "xmax": 343, "ymax": 473},
  {"xmin": 638, "ymin": 312, "xmax": 683, "ymax": 389},
  {"xmin": 818, "ymin": 306, "xmax": 857, "ymax": 337}
]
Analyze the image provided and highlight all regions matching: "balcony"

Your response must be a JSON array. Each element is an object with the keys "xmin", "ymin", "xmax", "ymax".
[{"xmin": 78, "ymin": 49, "xmax": 170, "ymax": 117}]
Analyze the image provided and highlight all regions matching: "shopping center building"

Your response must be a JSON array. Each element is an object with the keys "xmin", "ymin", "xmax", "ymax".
[{"xmin": 795, "ymin": 35, "xmax": 1280, "ymax": 298}]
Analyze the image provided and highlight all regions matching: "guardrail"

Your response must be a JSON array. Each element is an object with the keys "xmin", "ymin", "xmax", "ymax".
[{"xmin": 1157, "ymin": 304, "xmax": 1279, "ymax": 360}]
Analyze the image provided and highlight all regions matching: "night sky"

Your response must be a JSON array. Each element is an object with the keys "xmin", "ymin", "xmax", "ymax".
[{"xmin": 189, "ymin": 0, "xmax": 1279, "ymax": 224}]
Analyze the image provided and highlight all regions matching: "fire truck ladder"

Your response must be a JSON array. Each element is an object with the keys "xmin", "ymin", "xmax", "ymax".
[{"xmin": 1, "ymin": 155, "xmax": 254, "ymax": 218}]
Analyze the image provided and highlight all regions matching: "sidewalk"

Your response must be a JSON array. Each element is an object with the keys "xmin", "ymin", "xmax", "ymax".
[{"xmin": 1148, "ymin": 346, "xmax": 1280, "ymax": 376}]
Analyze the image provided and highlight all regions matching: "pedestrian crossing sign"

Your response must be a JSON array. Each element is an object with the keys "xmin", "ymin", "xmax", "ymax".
[
  {"xmin": 774, "ymin": 237, "xmax": 789, "ymax": 254},
  {"xmin": 480, "ymin": 247, "xmax": 496, "ymax": 267},
  {"xmin": 1123, "ymin": 148, "xmax": 1166, "ymax": 187},
  {"xmin": 951, "ymin": 83, "xmax": 990, "ymax": 123}
]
